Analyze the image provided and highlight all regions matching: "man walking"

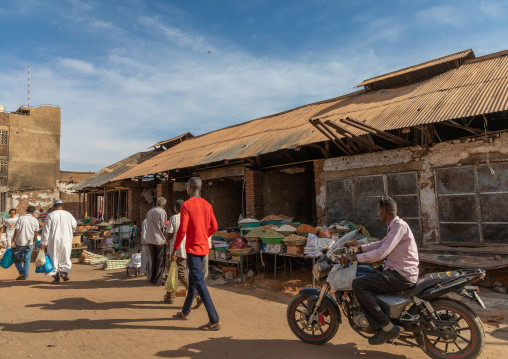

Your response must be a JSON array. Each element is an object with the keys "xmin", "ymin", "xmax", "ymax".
[
  {"xmin": 40, "ymin": 200, "xmax": 77, "ymax": 284},
  {"xmin": 172, "ymin": 177, "xmax": 221, "ymax": 330},
  {"xmin": 145, "ymin": 197, "xmax": 168, "ymax": 286},
  {"xmin": 0, "ymin": 209, "xmax": 18, "ymax": 248},
  {"xmin": 11, "ymin": 206, "xmax": 39, "ymax": 280}
]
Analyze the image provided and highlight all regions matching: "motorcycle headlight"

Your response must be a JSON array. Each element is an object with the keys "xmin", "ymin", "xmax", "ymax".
[{"xmin": 313, "ymin": 257, "xmax": 331, "ymax": 280}]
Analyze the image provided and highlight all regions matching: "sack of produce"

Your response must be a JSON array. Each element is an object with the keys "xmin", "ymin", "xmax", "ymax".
[
  {"xmin": 318, "ymin": 226, "xmax": 332, "ymax": 239},
  {"xmin": 0, "ymin": 248, "xmax": 14, "ymax": 269},
  {"xmin": 35, "ymin": 255, "xmax": 53, "ymax": 274},
  {"xmin": 164, "ymin": 261, "xmax": 179, "ymax": 292},
  {"xmin": 35, "ymin": 250, "xmax": 46, "ymax": 267}
]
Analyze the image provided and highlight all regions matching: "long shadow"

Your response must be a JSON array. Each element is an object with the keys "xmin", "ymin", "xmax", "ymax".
[
  {"xmin": 0, "ymin": 317, "xmax": 198, "ymax": 333},
  {"xmin": 25, "ymin": 269, "xmax": 156, "ymax": 290},
  {"xmin": 26, "ymin": 297, "xmax": 171, "ymax": 311},
  {"xmin": 155, "ymin": 337, "xmax": 413, "ymax": 359}
]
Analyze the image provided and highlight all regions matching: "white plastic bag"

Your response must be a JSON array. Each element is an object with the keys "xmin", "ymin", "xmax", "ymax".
[
  {"xmin": 35, "ymin": 250, "xmax": 46, "ymax": 267},
  {"xmin": 328, "ymin": 262, "xmax": 358, "ymax": 291}
]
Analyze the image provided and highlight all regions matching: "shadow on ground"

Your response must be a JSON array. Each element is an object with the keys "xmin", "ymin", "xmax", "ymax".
[
  {"xmin": 0, "ymin": 317, "xmax": 197, "ymax": 333},
  {"xmin": 26, "ymin": 297, "xmax": 170, "ymax": 311},
  {"xmin": 155, "ymin": 337, "xmax": 411, "ymax": 359}
]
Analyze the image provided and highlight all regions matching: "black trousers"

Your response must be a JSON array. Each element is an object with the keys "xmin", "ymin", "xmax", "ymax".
[
  {"xmin": 352, "ymin": 269, "xmax": 414, "ymax": 330},
  {"xmin": 147, "ymin": 244, "xmax": 166, "ymax": 286}
]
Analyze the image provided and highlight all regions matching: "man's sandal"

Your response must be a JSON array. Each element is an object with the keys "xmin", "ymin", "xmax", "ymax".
[
  {"xmin": 176, "ymin": 312, "xmax": 189, "ymax": 320},
  {"xmin": 199, "ymin": 322, "xmax": 221, "ymax": 331}
]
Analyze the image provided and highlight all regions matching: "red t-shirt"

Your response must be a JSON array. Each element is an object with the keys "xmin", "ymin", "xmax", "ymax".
[{"xmin": 174, "ymin": 197, "xmax": 218, "ymax": 256}]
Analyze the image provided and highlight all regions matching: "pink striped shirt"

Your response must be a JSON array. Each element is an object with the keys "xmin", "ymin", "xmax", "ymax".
[{"xmin": 357, "ymin": 216, "xmax": 419, "ymax": 283}]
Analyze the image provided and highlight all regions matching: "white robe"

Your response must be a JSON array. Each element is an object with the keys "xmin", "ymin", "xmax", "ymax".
[{"xmin": 41, "ymin": 210, "xmax": 77, "ymax": 275}]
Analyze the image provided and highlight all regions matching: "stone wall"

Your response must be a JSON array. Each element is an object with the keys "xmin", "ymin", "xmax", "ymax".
[{"xmin": 315, "ymin": 132, "xmax": 508, "ymax": 245}]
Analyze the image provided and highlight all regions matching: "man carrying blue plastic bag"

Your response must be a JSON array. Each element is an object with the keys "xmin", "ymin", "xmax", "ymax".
[
  {"xmin": 40, "ymin": 200, "xmax": 77, "ymax": 284},
  {"xmin": 11, "ymin": 206, "xmax": 39, "ymax": 280}
]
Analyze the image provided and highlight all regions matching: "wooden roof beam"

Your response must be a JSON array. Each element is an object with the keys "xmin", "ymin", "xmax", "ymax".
[
  {"xmin": 440, "ymin": 120, "xmax": 484, "ymax": 135},
  {"xmin": 310, "ymin": 119, "xmax": 356, "ymax": 155},
  {"xmin": 341, "ymin": 117, "xmax": 413, "ymax": 146},
  {"xmin": 324, "ymin": 120, "xmax": 384, "ymax": 151}
]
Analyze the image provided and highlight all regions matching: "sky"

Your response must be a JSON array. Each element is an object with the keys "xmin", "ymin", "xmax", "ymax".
[{"xmin": 1, "ymin": 0, "xmax": 508, "ymax": 172}]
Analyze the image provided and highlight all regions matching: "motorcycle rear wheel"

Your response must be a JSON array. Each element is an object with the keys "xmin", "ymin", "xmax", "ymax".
[
  {"xmin": 423, "ymin": 299, "xmax": 485, "ymax": 359},
  {"xmin": 286, "ymin": 293, "xmax": 339, "ymax": 345}
]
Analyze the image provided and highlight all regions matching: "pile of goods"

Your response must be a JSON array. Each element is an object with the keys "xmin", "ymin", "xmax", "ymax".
[
  {"xmin": 76, "ymin": 225, "xmax": 98, "ymax": 232},
  {"xmin": 261, "ymin": 229, "xmax": 285, "ymax": 239},
  {"xmin": 261, "ymin": 214, "xmax": 287, "ymax": 221},
  {"xmin": 295, "ymin": 224, "xmax": 318, "ymax": 232},
  {"xmin": 227, "ymin": 237, "xmax": 250, "ymax": 250},
  {"xmin": 87, "ymin": 231, "xmax": 101, "ymax": 240},
  {"xmin": 238, "ymin": 218, "xmax": 260, "ymax": 225},
  {"xmin": 212, "ymin": 231, "xmax": 228, "ymax": 238},
  {"xmin": 275, "ymin": 224, "xmax": 296, "ymax": 233},
  {"xmin": 262, "ymin": 224, "xmax": 278, "ymax": 231},
  {"xmin": 245, "ymin": 228, "xmax": 265, "ymax": 241},
  {"xmin": 282, "ymin": 234, "xmax": 307, "ymax": 246},
  {"xmin": 223, "ymin": 232, "xmax": 240, "ymax": 239}
]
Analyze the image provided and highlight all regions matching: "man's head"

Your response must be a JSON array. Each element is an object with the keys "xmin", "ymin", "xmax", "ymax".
[
  {"xmin": 186, "ymin": 177, "xmax": 202, "ymax": 197},
  {"xmin": 174, "ymin": 199, "xmax": 185, "ymax": 213},
  {"xmin": 156, "ymin": 197, "xmax": 166, "ymax": 208},
  {"xmin": 54, "ymin": 200, "xmax": 64, "ymax": 210},
  {"xmin": 39, "ymin": 208, "xmax": 44, "ymax": 212},
  {"xmin": 377, "ymin": 197, "xmax": 397, "ymax": 223},
  {"xmin": 8, "ymin": 208, "xmax": 16, "ymax": 217},
  {"xmin": 26, "ymin": 206, "xmax": 36, "ymax": 214}
]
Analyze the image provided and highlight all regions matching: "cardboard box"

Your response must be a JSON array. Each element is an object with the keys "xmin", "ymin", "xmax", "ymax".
[
  {"xmin": 216, "ymin": 250, "xmax": 227, "ymax": 260},
  {"xmin": 209, "ymin": 248, "xmax": 216, "ymax": 260},
  {"xmin": 222, "ymin": 268, "xmax": 237, "ymax": 279},
  {"xmin": 263, "ymin": 243, "xmax": 287, "ymax": 254},
  {"xmin": 286, "ymin": 245, "xmax": 305, "ymax": 254}
]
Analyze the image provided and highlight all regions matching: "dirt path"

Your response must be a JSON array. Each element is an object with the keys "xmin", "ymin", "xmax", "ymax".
[{"xmin": 0, "ymin": 260, "xmax": 506, "ymax": 358}]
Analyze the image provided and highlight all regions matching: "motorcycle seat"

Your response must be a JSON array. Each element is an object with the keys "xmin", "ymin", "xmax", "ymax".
[{"xmin": 397, "ymin": 271, "xmax": 460, "ymax": 299}]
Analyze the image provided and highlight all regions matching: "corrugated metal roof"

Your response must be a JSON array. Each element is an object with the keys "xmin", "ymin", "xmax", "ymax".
[
  {"xmin": 74, "ymin": 149, "xmax": 164, "ymax": 190},
  {"xmin": 114, "ymin": 94, "xmax": 356, "ymax": 180},
  {"xmin": 115, "ymin": 49, "xmax": 508, "ymax": 181},
  {"xmin": 149, "ymin": 132, "xmax": 194, "ymax": 149},
  {"xmin": 355, "ymin": 49, "xmax": 475, "ymax": 90},
  {"xmin": 314, "ymin": 52, "xmax": 508, "ymax": 134}
]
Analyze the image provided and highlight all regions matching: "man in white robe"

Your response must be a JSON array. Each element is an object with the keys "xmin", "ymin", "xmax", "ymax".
[
  {"xmin": 40, "ymin": 200, "xmax": 77, "ymax": 284},
  {"xmin": 139, "ymin": 218, "xmax": 150, "ymax": 278}
]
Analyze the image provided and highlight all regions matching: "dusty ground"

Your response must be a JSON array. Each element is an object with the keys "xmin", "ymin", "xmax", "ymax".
[{"xmin": 1, "ymin": 260, "xmax": 507, "ymax": 359}]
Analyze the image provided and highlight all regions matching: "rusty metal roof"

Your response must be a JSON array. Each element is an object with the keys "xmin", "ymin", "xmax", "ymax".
[
  {"xmin": 115, "ymin": 49, "xmax": 508, "ymax": 181},
  {"xmin": 355, "ymin": 49, "xmax": 475, "ymax": 91},
  {"xmin": 314, "ymin": 51, "xmax": 508, "ymax": 135},
  {"xmin": 74, "ymin": 149, "xmax": 164, "ymax": 190},
  {"xmin": 114, "ymin": 95, "xmax": 355, "ymax": 180},
  {"xmin": 149, "ymin": 132, "xmax": 194, "ymax": 149}
]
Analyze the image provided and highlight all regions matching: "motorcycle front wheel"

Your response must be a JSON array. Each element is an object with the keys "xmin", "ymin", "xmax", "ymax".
[
  {"xmin": 423, "ymin": 299, "xmax": 485, "ymax": 359},
  {"xmin": 286, "ymin": 293, "xmax": 339, "ymax": 345}
]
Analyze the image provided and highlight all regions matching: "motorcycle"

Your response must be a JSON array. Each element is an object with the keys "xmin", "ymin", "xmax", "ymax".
[{"xmin": 287, "ymin": 231, "xmax": 487, "ymax": 359}]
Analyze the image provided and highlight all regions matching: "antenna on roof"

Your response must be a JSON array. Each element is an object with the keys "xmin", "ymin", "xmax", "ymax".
[{"xmin": 27, "ymin": 63, "xmax": 30, "ymax": 108}]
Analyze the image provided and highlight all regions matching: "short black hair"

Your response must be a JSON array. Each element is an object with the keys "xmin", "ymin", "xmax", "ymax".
[
  {"xmin": 175, "ymin": 199, "xmax": 185, "ymax": 212},
  {"xmin": 8, "ymin": 208, "xmax": 16, "ymax": 213},
  {"xmin": 27, "ymin": 206, "xmax": 36, "ymax": 214},
  {"xmin": 187, "ymin": 177, "xmax": 202, "ymax": 190},
  {"xmin": 378, "ymin": 197, "xmax": 397, "ymax": 214}
]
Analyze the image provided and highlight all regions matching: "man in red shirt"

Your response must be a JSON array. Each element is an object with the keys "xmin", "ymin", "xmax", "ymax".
[{"xmin": 172, "ymin": 177, "xmax": 220, "ymax": 330}]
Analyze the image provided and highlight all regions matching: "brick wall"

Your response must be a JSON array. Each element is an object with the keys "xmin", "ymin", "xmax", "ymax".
[
  {"xmin": 262, "ymin": 166, "xmax": 316, "ymax": 225},
  {"xmin": 245, "ymin": 169, "xmax": 264, "ymax": 219},
  {"xmin": 201, "ymin": 178, "xmax": 243, "ymax": 228},
  {"xmin": 313, "ymin": 159, "xmax": 326, "ymax": 225}
]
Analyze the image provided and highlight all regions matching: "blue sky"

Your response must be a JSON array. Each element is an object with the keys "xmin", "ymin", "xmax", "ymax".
[{"xmin": 1, "ymin": 0, "xmax": 507, "ymax": 171}]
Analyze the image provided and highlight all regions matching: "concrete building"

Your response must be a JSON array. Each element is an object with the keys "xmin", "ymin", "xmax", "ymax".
[{"xmin": 0, "ymin": 105, "xmax": 93, "ymax": 216}]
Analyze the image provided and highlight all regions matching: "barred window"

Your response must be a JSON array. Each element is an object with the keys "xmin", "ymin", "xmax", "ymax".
[
  {"xmin": 0, "ymin": 161, "xmax": 7, "ymax": 176},
  {"xmin": 0, "ymin": 130, "xmax": 8, "ymax": 146}
]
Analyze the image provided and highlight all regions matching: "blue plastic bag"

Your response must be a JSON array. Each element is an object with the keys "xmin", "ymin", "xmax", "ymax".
[
  {"xmin": 35, "ymin": 255, "xmax": 53, "ymax": 274},
  {"xmin": 0, "ymin": 248, "xmax": 14, "ymax": 268}
]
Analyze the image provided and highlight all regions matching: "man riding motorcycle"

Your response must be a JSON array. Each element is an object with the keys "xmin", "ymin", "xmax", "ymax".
[{"xmin": 340, "ymin": 197, "xmax": 420, "ymax": 345}]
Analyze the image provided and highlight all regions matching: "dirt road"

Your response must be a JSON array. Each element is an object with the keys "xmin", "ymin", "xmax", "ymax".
[{"xmin": 0, "ymin": 260, "xmax": 506, "ymax": 358}]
